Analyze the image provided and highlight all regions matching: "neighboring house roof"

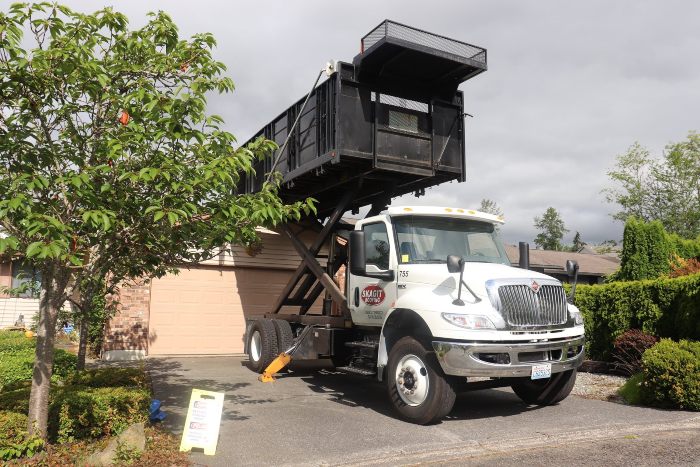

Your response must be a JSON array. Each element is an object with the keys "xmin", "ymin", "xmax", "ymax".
[{"xmin": 504, "ymin": 244, "xmax": 620, "ymax": 277}]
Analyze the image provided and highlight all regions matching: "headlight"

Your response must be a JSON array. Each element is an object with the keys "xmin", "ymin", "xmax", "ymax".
[
  {"xmin": 568, "ymin": 306, "xmax": 583, "ymax": 325},
  {"xmin": 441, "ymin": 313, "xmax": 495, "ymax": 330}
]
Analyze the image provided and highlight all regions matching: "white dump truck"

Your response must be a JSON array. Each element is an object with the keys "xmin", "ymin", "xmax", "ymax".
[
  {"xmin": 241, "ymin": 21, "xmax": 584, "ymax": 424},
  {"xmin": 246, "ymin": 205, "xmax": 584, "ymax": 424}
]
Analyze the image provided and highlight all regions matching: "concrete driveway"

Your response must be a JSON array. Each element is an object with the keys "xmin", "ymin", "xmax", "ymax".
[{"xmin": 146, "ymin": 357, "xmax": 700, "ymax": 466}]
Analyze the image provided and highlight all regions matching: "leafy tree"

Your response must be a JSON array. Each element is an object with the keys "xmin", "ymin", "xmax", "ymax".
[
  {"xmin": 0, "ymin": 3, "xmax": 312, "ymax": 438},
  {"xmin": 604, "ymin": 133, "xmax": 700, "ymax": 238},
  {"xmin": 570, "ymin": 231, "xmax": 586, "ymax": 252},
  {"xmin": 533, "ymin": 207, "xmax": 569, "ymax": 251},
  {"xmin": 479, "ymin": 198, "xmax": 503, "ymax": 231},
  {"xmin": 479, "ymin": 198, "xmax": 503, "ymax": 217}
]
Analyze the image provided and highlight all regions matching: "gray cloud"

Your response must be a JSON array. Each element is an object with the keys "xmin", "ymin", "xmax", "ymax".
[{"xmin": 52, "ymin": 0, "xmax": 700, "ymax": 245}]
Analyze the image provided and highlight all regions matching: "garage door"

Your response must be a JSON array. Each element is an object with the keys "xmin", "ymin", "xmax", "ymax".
[{"xmin": 148, "ymin": 266, "xmax": 294, "ymax": 355}]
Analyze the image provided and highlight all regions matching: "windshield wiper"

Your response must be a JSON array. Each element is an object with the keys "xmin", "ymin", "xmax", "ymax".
[{"xmin": 411, "ymin": 259, "xmax": 444, "ymax": 264}]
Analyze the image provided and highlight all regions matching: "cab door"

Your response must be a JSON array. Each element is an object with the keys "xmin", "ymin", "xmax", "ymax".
[{"xmin": 347, "ymin": 221, "xmax": 397, "ymax": 326}]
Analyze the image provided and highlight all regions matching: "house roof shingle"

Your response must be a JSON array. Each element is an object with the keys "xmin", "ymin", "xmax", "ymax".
[{"xmin": 504, "ymin": 245, "xmax": 620, "ymax": 277}]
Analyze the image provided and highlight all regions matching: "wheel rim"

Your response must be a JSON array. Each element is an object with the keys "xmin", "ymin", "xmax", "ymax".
[
  {"xmin": 395, "ymin": 353, "xmax": 430, "ymax": 406},
  {"xmin": 250, "ymin": 330, "xmax": 262, "ymax": 362}
]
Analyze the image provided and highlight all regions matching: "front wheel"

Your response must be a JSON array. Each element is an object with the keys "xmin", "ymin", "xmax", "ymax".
[
  {"xmin": 386, "ymin": 336, "xmax": 456, "ymax": 425},
  {"xmin": 511, "ymin": 369, "xmax": 577, "ymax": 405}
]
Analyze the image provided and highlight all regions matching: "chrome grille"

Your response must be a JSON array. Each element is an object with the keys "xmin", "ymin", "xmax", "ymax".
[{"xmin": 496, "ymin": 284, "xmax": 568, "ymax": 327}]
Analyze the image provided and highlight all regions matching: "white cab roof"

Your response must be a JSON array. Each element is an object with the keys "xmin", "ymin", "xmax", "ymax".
[{"xmin": 386, "ymin": 206, "xmax": 505, "ymax": 224}]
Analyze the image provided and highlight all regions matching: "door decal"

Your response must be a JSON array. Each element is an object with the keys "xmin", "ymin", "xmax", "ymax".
[{"xmin": 361, "ymin": 285, "xmax": 385, "ymax": 306}]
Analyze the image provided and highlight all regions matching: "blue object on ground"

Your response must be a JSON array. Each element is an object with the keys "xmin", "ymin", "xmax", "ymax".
[{"xmin": 149, "ymin": 399, "xmax": 166, "ymax": 422}]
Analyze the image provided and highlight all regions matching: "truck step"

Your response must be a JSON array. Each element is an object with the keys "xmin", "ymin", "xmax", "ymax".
[
  {"xmin": 344, "ymin": 341, "xmax": 379, "ymax": 349},
  {"xmin": 336, "ymin": 366, "xmax": 377, "ymax": 376}
]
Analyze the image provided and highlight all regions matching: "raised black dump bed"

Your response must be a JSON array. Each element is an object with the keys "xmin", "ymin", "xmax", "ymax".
[{"xmin": 241, "ymin": 20, "xmax": 487, "ymax": 218}]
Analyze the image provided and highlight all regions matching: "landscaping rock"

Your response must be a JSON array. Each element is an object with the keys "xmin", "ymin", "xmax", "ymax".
[
  {"xmin": 83, "ymin": 422, "xmax": 145, "ymax": 466},
  {"xmin": 119, "ymin": 422, "xmax": 146, "ymax": 452}
]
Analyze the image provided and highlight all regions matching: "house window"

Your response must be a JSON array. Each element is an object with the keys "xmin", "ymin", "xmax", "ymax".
[{"xmin": 11, "ymin": 262, "xmax": 41, "ymax": 298}]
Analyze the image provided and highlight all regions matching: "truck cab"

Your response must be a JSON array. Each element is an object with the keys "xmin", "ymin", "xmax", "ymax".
[{"xmin": 345, "ymin": 206, "xmax": 585, "ymax": 423}]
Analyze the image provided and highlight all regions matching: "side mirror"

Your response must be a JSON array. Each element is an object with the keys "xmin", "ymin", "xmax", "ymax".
[
  {"xmin": 566, "ymin": 260, "xmax": 579, "ymax": 304},
  {"xmin": 349, "ymin": 231, "xmax": 366, "ymax": 276},
  {"xmin": 349, "ymin": 230, "xmax": 395, "ymax": 281},
  {"xmin": 566, "ymin": 260, "xmax": 579, "ymax": 277},
  {"xmin": 446, "ymin": 255, "xmax": 464, "ymax": 274}
]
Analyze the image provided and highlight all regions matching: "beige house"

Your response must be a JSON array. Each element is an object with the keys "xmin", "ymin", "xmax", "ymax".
[{"xmin": 102, "ymin": 227, "xmax": 327, "ymax": 360}]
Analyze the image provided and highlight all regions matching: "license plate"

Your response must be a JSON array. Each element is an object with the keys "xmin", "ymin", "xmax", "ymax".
[{"xmin": 531, "ymin": 363, "xmax": 552, "ymax": 380}]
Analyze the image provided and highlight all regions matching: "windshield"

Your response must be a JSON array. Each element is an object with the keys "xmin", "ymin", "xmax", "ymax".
[{"xmin": 392, "ymin": 215, "xmax": 510, "ymax": 265}]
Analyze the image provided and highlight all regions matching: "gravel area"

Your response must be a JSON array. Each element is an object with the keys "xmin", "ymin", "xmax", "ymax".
[{"xmin": 573, "ymin": 371, "xmax": 628, "ymax": 402}]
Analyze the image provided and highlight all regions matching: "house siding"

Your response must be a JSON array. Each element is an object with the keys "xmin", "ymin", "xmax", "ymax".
[
  {"xmin": 0, "ymin": 261, "xmax": 40, "ymax": 328},
  {"xmin": 103, "ymin": 226, "xmax": 330, "ymax": 357}
]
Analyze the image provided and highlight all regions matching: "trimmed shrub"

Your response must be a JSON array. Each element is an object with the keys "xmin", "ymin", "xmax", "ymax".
[
  {"xmin": 0, "ymin": 329, "xmax": 77, "ymax": 390},
  {"xmin": 0, "ymin": 411, "xmax": 44, "ymax": 461},
  {"xmin": 618, "ymin": 373, "xmax": 644, "ymax": 405},
  {"xmin": 64, "ymin": 367, "xmax": 149, "ymax": 389},
  {"xmin": 641, "ymin": 339, "xmax": 700, "ymax": 411},
  {"xmin": 0, "ymin": 368, "xmax": 151, "ymax": 443},
  {"xmin": 49, "ymin": 386, "xmax": 150, "ymax": 443},
  {"xmin": 618, "ymin": 218, "xmax": 673, "ymax": 281},
  {"xmin": 0, "ymin": 347, "xmax": 77, "ymax": 391},
  {"xmin": 612, "ymin": 329, "xmax": 658, "ymax": 376},
  {"xmin": 575, "ymin": 273, "xmax": 700, "ymax": 360}
]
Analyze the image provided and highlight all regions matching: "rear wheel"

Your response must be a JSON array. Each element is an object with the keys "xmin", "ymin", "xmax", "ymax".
[
  {"xmin": 386, "ymin": 336, "xmax": 456, "ymax": 425},
  {"xmin": 246, "ymin": 319, "xmax": 279, "ymax": 373},
  {"xmin": 511, "ymin": 369, "xmax": 577, "ymax": 405},
  {"xmin": 272, "ymin": 319, "xmax": 294, "ymax": 352}
]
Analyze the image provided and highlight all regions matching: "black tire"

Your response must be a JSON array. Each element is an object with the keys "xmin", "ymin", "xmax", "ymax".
[
  {"xmin": 246, "ymin": 319, "xmax": 279, "ymax": 373},
  {"xmin": 386, "ymin": 336, "xmax": 456, "ymax": 425},
  {"xmin": 272, "ymin": 319, "xmax": 294, "ymax": 353},
  {"xmin": 511, "ymin": 369, "xmax": 577, "ymax": 405}
]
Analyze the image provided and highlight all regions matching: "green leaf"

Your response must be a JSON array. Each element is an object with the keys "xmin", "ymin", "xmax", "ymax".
[
  {"xmin": 167, "ymin": 211, "xmax": 178, "ymax": 225},
  {"xmin": 153, "ymin": 211, "xmax": 165, "ymax": 222},
  {"xmin": 26, "ymin": 241, "xmax": 43, "ymax": 257}
]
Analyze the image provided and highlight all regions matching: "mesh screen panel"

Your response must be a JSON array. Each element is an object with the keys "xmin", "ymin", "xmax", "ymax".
[{"xmin": 362, "ymin": 20, "xmax": 486, "ymax": 64}]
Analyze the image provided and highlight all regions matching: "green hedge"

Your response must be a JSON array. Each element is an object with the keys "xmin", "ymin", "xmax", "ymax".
[
  {"xmin": 49, "ymin": 386, "xmax": 150, "ymax": 443},
  {"xmin": 575, "ymin": 273, "xmax": 700, "ymax": 360},
  {"xmin": 614, "ymin": 218, "xmax": 700, "ymax": 281},
  {"xmin": 0, "ymin": 340, "xmax": 77, "ymax": 391},
  {"xmin": 641, "ymin": 339, "xmax": 700, "ymax": 411},
  {"xmin": 0, "ymin": 367, "xmax": 150, "ymax": 444}
]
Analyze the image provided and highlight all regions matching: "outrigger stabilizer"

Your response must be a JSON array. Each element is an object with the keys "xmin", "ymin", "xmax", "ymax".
[{"xmin": 259, "ymin": 325, "xmax": 314, "ymax": 383}]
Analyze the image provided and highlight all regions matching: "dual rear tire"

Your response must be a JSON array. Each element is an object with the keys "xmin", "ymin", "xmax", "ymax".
[{"xmin": 247, "ymin": 319, "xmax": 294, "ymax": 373}]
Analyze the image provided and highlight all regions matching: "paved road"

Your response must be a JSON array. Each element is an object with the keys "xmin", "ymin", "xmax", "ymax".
[{"xmin": 146, "ymin": 357, "xmax": 700, "ymax": 466}]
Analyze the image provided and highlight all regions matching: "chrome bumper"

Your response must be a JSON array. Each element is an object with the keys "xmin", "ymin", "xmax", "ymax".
[{"xmin": 432, "ymin": 336, "xmax": 585, "ymax": 378}]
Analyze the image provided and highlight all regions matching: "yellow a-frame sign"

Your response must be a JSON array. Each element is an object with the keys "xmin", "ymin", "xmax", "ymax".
[{"xmin": 179, "ymin": 389, "xmax": 225, "ymax": 456}]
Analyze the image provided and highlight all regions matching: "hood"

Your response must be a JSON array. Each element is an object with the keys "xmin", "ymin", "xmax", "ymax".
[{"xmin": 402, "ymin": 262, "xmax": 558, "ymax": 297}]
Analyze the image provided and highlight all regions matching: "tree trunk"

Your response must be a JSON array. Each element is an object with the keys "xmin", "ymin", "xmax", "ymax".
[
  {"xmin": 77, "ymin": 317, "xmax": 89, "ymax": 371},
  {"xmin": 27, "ymin": 264, "xmax": 69, "ymax": 439}
]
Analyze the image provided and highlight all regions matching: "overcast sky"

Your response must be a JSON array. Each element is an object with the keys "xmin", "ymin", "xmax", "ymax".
[{"xmin": 44, "ymin": 0, "xmax": 700, "ymax": 246}]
